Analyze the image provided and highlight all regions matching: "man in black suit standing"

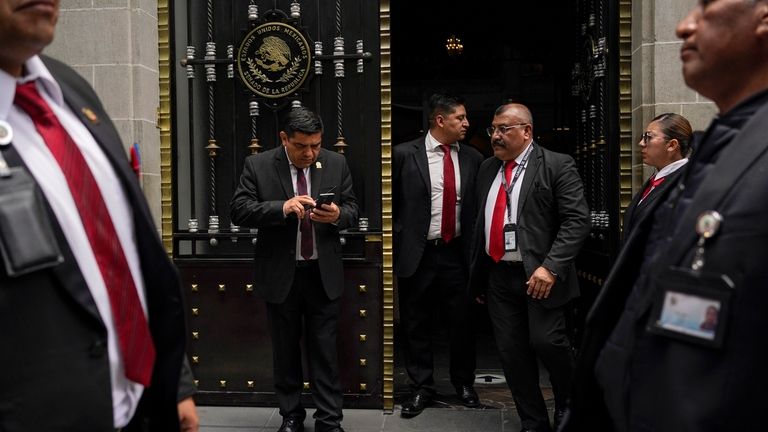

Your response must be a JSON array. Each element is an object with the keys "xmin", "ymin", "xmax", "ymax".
[
  {"xmin": 468, "ymin": 103, "xmax": 589, "ymax": 432},
  {"xmin": 392, "ymin": 93, "xmax": 483, "ymax": 417},
  {"xmin": 562, "ymin": 1, "xmax": 768, "ymax": 430},
  {"xmin": 0, "ymin": 0, "xmax": 186, "ymax": 430},
  {"xmin": 231, "ymin": 108, "xmax": 358, "ymax": 432}
]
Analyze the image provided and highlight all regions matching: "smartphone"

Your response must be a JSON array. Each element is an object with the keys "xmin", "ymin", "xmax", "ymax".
[{"xmin": 314, "ymin": 192, "xmax": 334, "ymax": 209}]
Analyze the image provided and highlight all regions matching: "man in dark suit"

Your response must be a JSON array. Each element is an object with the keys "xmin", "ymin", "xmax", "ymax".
[
  {"xmin": 0, "ymin": 1, "xmax": 186, "ymax": 430},
  {"xmin": 231, "ymin": 108, "xmax": 358, "ymax": 432},
  {"xmin": 468, "ymin": 103, "xmax": 589, "ymax": 432},
  {"xmin": 392, "ymin": 93, "xmax": 483, "ymax": 417},
  {"xmin": 562, "ymin": 1, "xmax": 768, "ymax": 431}
]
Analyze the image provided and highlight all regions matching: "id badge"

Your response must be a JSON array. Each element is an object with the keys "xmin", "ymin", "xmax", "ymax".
[
  {"xmin": 647, "ymin": 266, "xmax": 733, "ymax": 349},
  {"xmin": 503, "ymin": 223, "xmax": 517, "ymax": 252}
]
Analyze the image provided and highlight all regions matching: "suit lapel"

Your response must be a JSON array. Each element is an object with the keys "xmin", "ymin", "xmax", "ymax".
[
  {"xmin": 412, "ymin": 138, "xmax": 431, "ymax": 193},
  {"xmin": 52, "ymin": 68, "xmax": 157, "ymax": 229},
  {"xmin": 622, "ymin": 181, "xmax": 645, "ymax": 233},
  {"xmin": 517, "ymin": 143, "xmax": 541, "ymax": 219},
  {"xmin": 663, "ymin": 102, "xmax": 768, "ymax": 266},
  {"xmin": 478, "ymin": 158, "xmax": 503, "ymax": 231},
  {"xmin": 275, "ymin": 148, "xmax": 294, "ymax": 198},
  {"xmin": 458, "ymin": 144, "xmax": 471, "ymax": 199},
  {"xmin": 310, "ymin": 150, "xmax": 325, "ymax": 198}
]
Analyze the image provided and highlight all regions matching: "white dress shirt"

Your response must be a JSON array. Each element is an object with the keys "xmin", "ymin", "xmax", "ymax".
[
  {"xmin": 425, "ymin": 131, "xmax": 462, "ymax": 240},
  {"xmin": 483, "ymin": 142, "xmax": 534, "ymax": 262},
  {"xmin": 285, "ymin": 147, "xmax": 318, "ymax": 260}
]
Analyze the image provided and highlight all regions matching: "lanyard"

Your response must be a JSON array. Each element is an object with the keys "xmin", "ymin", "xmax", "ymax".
[{"xmin": 500, "ymin": 144, "xmax": 534, "ymax": 222}]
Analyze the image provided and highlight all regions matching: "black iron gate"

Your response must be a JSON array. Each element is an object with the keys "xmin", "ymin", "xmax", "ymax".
[
  {"xmin": 570, "ymin": 0, "xmax": 632, "ymax": 341},
  {"xmin": 168, "ymin": 0, "xmax": 386, "ymax": 408}
]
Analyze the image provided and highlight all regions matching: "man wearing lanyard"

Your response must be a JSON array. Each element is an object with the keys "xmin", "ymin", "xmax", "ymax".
[{"xmin": 468, "ymin": 103, "xmax": 589, "ymax": 432}]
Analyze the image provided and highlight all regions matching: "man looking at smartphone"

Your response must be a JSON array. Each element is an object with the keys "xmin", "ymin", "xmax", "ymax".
[{"xmin": 231, "ymin": 107, "xmax": 359, "ymax": 432}]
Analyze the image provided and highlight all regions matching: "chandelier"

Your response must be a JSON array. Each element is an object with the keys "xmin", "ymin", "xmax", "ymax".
[{"xmin": 445, "ymin": 35, "xmax": 463, "ymax": 56}]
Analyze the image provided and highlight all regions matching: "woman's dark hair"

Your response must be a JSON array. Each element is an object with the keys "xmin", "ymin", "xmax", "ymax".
[{"xmin": 652, "ymin": 112, "xmax": 693, "ymax": 157}]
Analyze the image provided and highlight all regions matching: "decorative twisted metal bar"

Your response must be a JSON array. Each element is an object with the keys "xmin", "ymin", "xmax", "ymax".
[{"xmin": 204, "ymin": 0, "xmax": 220, "ymax": 234}]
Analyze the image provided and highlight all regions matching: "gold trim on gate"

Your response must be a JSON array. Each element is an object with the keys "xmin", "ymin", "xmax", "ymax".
[
  {"xmin": 380, "ymin": 0, "xmax": 394, "ymax": 413},
  {"xmin": 158, "ymin": 0, "xmax": 172, "ymax": 254},
  {"xmin": 619, "ymin": 0, "xmax": 633, "ymax": 226}
]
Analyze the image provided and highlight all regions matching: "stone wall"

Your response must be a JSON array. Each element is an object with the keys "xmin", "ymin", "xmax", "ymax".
[{"xmin": 631, "ymin": 0, "xmax": 717, "ymax": 188}]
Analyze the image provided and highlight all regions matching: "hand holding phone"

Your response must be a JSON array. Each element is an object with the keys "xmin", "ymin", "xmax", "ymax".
[{"xmin": 314, "ymin": 192, "xmax": 334, "ymax": 209}]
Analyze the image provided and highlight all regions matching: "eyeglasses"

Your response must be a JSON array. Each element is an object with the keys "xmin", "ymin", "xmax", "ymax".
[
  {"xmin": 486, "ymin": 123, "xmax": 529, "ymax": 137},
  {"xmin": 641, "ymin": 131, "xmax": 669, "ymax": 144}
]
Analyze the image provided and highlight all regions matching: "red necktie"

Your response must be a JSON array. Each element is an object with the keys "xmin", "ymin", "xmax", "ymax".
[
  {"xmin": 296, "ymin": 167, "xmax": 313, "ymax": 260},
  {"xmin": 640, "ymin": 175, "xmax": 665, "ymax": 201},
  {"xmin": 14, "ymin": 82, "xmax": 155, "ymax": 387},
  {"xmin": 440, "ymin": 144, "xmax": 456, "ymax": 242},
  {"xmin": 489, "ymin": 160, "xmax": 516, "ymax": 262}
]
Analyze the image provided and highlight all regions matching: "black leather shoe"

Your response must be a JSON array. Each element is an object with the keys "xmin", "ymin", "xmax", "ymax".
[
  {"xmin": 277, "ymin": 417, "xmax": 304, "ymax": 432},
  {"xmin": 456, "ymin": 385, "xmax": 480, "ymax": 408},
  {"xmin": 401, "ymin": 393, "xmax": 432, "ymax": 417}
]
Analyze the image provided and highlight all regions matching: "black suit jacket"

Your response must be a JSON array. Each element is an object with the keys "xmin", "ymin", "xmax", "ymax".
[
  {"xmin": 564, "ymin": 101, "xmax": 768, "ymax": 431},
  {"xmin": 621, "ymin": 167, "xmax": 685, "ymax": 241},
  {"xmin": 468, "ymin": 143, "xmax": 590, "ymax": 308},
  {"xmin": 392, "ymin": 136, "xmax": 484, "ymax": 278},
  {"xmin": 0, "ymin": 56, "xmax": 185, "ymax": 431},
  {"xmin": 230, "ymin": 146, "xmax": 358, "ymax": 303}
]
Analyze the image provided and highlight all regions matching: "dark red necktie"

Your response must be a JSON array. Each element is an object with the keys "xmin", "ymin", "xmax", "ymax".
[
  {"xmin": 489, "ymin": 160, "xmax": 517, "ymax": 262},
  {"xmin": 14, "ymin": 82, "xmax": 155, "ymax": 387},
  {"xmin": 296, "ymin": 167, "xmax": 313, "ymax": 260},
  {"xmin": 640, "ymin": 175, "xmax": 665, "ymax": 201},
  {"xmin": 440, "ymin": 144, "xmax": 456, "ymax": 242}
]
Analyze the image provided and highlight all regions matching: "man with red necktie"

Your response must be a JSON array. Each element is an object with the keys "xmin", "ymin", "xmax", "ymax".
[
  {"xmin": 0, "ymin": 0, "xmax": 187, "ymax": 430},
  {"xmin": 392, "ymin": 93, "xmax": 484, "ymax": 417},
  {"xmin": 468, "ymin": 103, "xmax": 589, "ymax": 432},
  {"xmin": 231, "ymin": 107, "xmax": 358, "ymax": 432}
]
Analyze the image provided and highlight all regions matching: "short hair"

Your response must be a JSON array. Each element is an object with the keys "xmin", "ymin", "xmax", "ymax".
[
  {"xmin": 651, "ymin": 113, "xmax": 693, "ymax": 157},
  {"xmin": 494, "ymin": 103, "xmax": 534, "ymax": 127},
  {"xmin": 283, "ymin": 107, "xmax": 324, "ymax": 136},
  {"xmin": 428, "ymin": 93, "xmax": 465, "ymax": 127}
]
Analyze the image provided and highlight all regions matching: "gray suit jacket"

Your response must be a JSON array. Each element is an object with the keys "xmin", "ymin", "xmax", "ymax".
[
  {"xmin": 230, "ymin": 146, "xmax": 358, "ymax": 303},
  {"xmin": 468, "ymin": 143, "xmax": 590, "ymax": 308}
]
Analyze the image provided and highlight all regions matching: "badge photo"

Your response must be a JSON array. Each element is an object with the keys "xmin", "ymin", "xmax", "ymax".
[{"xmin": 648, "ymin": 267, "xmax": 733, "ymax": 349}]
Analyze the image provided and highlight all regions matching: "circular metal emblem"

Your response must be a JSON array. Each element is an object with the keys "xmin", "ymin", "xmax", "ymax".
[
  {"xmin": 696, "ymin": 210, "xmax": 723, "ymax": 239},
  {"xmin": 237, "ymin": 22, "xmax": 312, "ymax": 99},
  {"xmin": 0, "ymin": 120, "xmax": 13, "ymax": 146}
]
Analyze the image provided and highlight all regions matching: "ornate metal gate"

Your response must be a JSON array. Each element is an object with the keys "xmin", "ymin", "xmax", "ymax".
[
  {"xmin": 159, "ymin": 0, "xmax": 390, "ymax": 409},
  {"xmin": 571, "ymin": 0, "xmax": 632, "ymax": 339}
]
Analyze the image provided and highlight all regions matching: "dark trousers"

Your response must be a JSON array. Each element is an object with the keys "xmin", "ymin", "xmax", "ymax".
[
  {"xmin": 487, "ymin": 262, "xmax": 574, "ymax": 432},
  {"xmin": 398, "ymin": 240, "xmax": 476, "ymax": 395},
  {"xmin": 266, "ymin": 262, "xmax": 343, "ymax": 431}
]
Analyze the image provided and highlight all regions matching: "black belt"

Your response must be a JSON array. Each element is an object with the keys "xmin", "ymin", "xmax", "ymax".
[
  {"xmin": 295, "ymin": 259, "xmax": 318, "ymax": 268},
  {"xmin": 425, "ymin": 237, "xmax": 459, "ymax": 247}
]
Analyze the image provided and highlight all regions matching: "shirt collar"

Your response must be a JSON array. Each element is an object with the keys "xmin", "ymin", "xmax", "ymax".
[
  {"xmin": 0, "ymin": 55, "xmax": 65, "ymax": 121},
  {"xmin": 514, "ymin": 141, "xmax": 534, "ymax": 165},
  {"xmin": 426, "ymin": 131, "xmax": 459, "ymax": 152},
  {"xmin": 655, "ymin": 158, "xmax": 688, "ymax": 179}
]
